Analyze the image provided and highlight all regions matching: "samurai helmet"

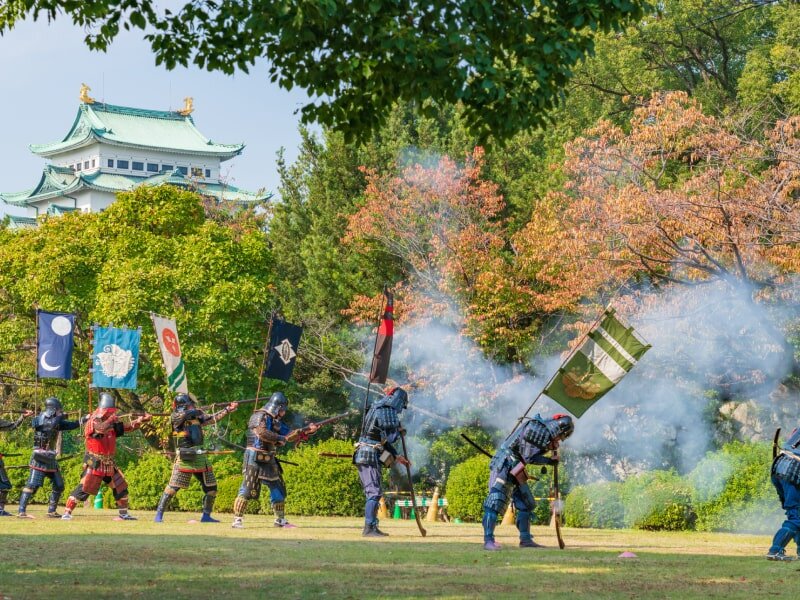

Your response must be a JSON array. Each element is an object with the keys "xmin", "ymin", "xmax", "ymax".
[
  {"xmin": 43, "ymin": 396, "xmax": 62, "ymax": 417},
  {"xmin": 383, "ymin": 387, "xmax": 408, "ymax": 413},
  {"xmin": 549, "ymin": 413, "xmax": 574, "ymax": 441},
  {"xmin": 174, "ymin": 393, "xmax": 194, "ymax": 409},
  {"xmin": 264, "ymin": 391, "xmax": 288, "ymax": 417},
  {"xmin": 98, "ymin": 392, "xmax": 116, "ymax": 410}
]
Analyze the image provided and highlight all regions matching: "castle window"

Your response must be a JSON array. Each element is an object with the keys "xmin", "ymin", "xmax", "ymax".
[
  {"xmin": 132, "ymin": 161, "xmax": 144, "ymax": 171},
  {"xmin": 191, "ymin": 167, "xmax": 203, "ymax": 177},
  {"xmin": 147, "ymin": 163, "xmax": 159, "ymax": 173},
  {"xmin": 177, "ymin": 166, "xmax": 188, "ymax": 175},
  {"xmin": 84, "ymin": 161, "xmax": 90, "ymax": 169},
  {"xmin": 117, "ymin": 160, "xmax": 129, "ymax": 169},
  {"xmin": 205, "ymin": 169, "xmax": 211, "ymax": 178},
  {"xmin": 75, "ymin": 163, "xmax": 81, "ymax": 171},
  {"xmin": 107, "ymin": 159, "xmax": 114, "ymax": 168},
  {"xmin": 162, "ymin": 164, "xmax": 173, "ymax": 172},
  {"xmin": 91, "ymin": 159, "xmax": 96, "ymax": 168}
]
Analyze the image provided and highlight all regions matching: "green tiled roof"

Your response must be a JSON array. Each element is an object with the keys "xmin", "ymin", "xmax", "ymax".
[
  {"xmin": 1, "ymin": 166, "xmax": 270, "ymax": 207},
  {"xmin": 30, "ymin": 102, "xmax": 244, "ymax": 159},
  {"xmin": 7, "ymin": 215, "xmax": 37, "ymax": 227},
  {"xmin": 140, "ymin": 170, "xmax": 270, "ymax": 204},
  {"xmin": 47, "ymin": 204, "xmax": 79, "ymax": 215}
]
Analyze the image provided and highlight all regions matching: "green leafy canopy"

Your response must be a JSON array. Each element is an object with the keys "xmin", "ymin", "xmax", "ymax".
[{"xmin": 2, "ymin": 0, "xmax": 649, "ymax": 143}]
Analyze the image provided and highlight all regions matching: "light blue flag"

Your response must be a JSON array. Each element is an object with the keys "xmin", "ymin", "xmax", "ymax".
[{"xmin": 92, "ymin": 326, "xmax": 141, "ymax": 390}]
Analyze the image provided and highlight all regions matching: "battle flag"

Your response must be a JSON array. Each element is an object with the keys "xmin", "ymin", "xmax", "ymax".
[
  {"xmin": 543, "ymin": 308, "xmax": 650, "ymax": 417},
  {"xmin": 263, "ymin": 318, "xmax": 303, "ymax": 382},
  {"xmin": 369, "ymin": 290, "xmax": 394, "ymax": 384},
  {"xmin": 151, "ymin": 314, "xmax": 189, "ymax": 393},
  {"xmin": 92, "ymin": 325, "xmax": 141, "ymax": 390},
  {"xmin": 36, "ymin": 310, "xmax": 76, "ymax": 380}
]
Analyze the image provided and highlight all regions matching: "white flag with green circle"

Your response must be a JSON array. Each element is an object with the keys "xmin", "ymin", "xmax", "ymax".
[
  {"xmin": 543, "ymin": 308, "xmax": 651, "ymax": 417},
  {"xmin": 151, "ymin": 314, "xmax": 189, "ymax": 393}
]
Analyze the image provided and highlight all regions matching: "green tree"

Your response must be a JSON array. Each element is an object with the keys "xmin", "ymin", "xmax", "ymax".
[
  {"xmin": 2, "ymin": 1, "xmax": 648, "ymax": 143},
  {"xmin": 0, "ymin": 185, "xmax": 274, "ymax": 447}
]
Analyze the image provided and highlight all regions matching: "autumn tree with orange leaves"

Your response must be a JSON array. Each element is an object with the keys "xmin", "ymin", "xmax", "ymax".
[
  {"xmin": 345, "ymin": 148, "xmax": 541, "ymax": 360},
  {"xmin": 516, "ymin": 91, "xmax": 800, "ymax": 374}
]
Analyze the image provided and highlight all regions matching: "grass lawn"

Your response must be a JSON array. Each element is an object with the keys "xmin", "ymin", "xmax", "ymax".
[{"xmin": 0, "ymin": 508, "xmax": 795, "ymax": 599}]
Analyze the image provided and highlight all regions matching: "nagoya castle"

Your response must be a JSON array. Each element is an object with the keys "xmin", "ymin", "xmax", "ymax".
[{"xmin": 0, "ymin": 84, "xmax": 269, "ymax": 226}]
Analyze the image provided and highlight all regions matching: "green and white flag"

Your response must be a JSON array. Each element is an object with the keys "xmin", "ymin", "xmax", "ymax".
[
  {"xmin": 151, "ymin": 314, "xmax": 189, "ymax": 393},
  {"xmin": 543, "ymin": 308, "xmax": 651, "ymax": 418}
]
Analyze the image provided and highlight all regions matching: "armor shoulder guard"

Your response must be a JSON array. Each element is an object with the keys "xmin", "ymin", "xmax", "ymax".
[
  {"xmin": 375, "ymin": 407, "xmax": 400, "ymax": 431},
  {"xmin": 247, "ymin": 412, "xmax": 264, "ymax": 430},
  {"xmin": 783, "ymin": 428, "xmax": 800, "ymax": 458},
  {"xmin": 522, "ymin": 419, "xmax": 554, "ymax": 449}
]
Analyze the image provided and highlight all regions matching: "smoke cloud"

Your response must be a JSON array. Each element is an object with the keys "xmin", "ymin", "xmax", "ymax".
[{"xmin": 359, "ymin": 277, "xmax": 799, "ymax": 488}]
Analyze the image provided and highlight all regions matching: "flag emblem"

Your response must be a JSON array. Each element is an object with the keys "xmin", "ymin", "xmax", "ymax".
[
  {"xmin": 274, "ymin": 339, "xmax": 297, "ymax": 365},
  {"xmin": 96, "ymin": 344, "xmax": 135, "ymax": 378},
  {"xmin": 544, "ymin": 308, "xmax": 650, "ymax": 417}
]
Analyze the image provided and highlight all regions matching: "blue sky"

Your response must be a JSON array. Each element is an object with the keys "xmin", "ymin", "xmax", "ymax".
[{"xmin": 0, "ymin": 17, "xmax": 315, "ymax": 200}]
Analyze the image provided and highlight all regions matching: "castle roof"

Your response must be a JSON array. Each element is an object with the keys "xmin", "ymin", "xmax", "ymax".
[
  {"xmin": 29, "ymin": 102, "xmax": 244, "ymax": 160},
  {"xmin": 0, "ymin": 165, "xmax": 269, "ymax": 207}
]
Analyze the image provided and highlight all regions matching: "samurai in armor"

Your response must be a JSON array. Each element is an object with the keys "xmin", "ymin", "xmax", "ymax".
[
  {"xmin": 154, "ymin": 393, "xmax": 238, "ymax": 523},
  {"xmin": 767, "ymin": 426, "xmax": 800, "ymax": 561},
  {"xmin": 0, "ymin": 410, "xmax": 33, "ymax": 516},
  {"xmin": 352, "ymin": 387, "xmax": 411, "ymax": 537},
  {"xmin": 62, "ymin": 392, "xmax": 151, "ymax": 521},
  {"xmin": 481, "ymin": 413, "xmax": 574, "ymax": 551},
  {"xmin": 18, "ymin": 397, "xmax": 80, "ymax": 518},
  {"xmin": 231, "ymin": 391, "xmax": 318, "ymax": 529}
]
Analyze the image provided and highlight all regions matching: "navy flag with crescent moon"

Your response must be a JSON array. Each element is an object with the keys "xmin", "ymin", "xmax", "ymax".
[{"xmin": 37, "ymin": 310, "xmax": 76, "ymax": 379}]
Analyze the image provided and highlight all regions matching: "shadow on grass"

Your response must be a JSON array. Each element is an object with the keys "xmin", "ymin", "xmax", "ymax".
[{"xmin": 0, "ymin": 532, "xmax": 797, "ymax": 600}]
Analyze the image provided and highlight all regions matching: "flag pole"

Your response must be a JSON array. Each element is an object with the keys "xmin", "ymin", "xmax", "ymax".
[
  {"xmin": 34, "ymin": 307, "xmax": 40, "ymax": 413},
  {"xmin": 87, "ymin": 324, "xmax": 94, "ymax": 412},
  {"xmin": 254, "ymin": 311, "xmax": 275, "ymax": 413},
  {"xmin": 504, "ymin": 306, "xmax": 610, "ymax": 442},
  {"xmin": 360, "ymin": 286, "xmax": 388, "ymax": 437}
]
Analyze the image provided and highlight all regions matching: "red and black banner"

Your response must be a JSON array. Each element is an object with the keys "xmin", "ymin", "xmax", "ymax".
[{"xmin": 369, "ymin": 291, "xmax": 394, "ymax": 383}]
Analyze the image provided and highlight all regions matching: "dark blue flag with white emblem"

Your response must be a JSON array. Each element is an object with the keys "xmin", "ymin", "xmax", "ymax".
[
  {"xmin": 37, "ymin": 310, "xmax": 76, "ymax": 379},
  {"xmin": 263, "ymin": 318, "xmax": 302, "ymax": 382}
]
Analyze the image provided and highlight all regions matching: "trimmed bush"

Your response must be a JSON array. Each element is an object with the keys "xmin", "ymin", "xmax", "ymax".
[
  {"xmin": 126, "ymin": 451, "xmax": 173, "ymax": 510},
  {"xmin": 214, "ymin": 476, "xmax": 261, "ymax": 514},
  {"xmin": 263, "ymin": 438, "xmax": 365, "ymax": 517},
  {"xmin": 620, "ymin": 471, "xmax": 695, "ymax": 531},
  {"xmin": 564, "ymin": 485, "xmax": 591, "ymax": 528},
  {"xmin": 446, "ymin": 455, "xmax": 490, "ymax": 522},
  {"xmin": 564, "ymin": 481, "xmax": 625, "ymax": 529},
  {"xmin": 689, "ymin": 441, "xmax": 774, "ymax": 533}
]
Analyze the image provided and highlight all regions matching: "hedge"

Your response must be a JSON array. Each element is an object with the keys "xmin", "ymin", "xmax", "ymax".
[
  {"xmin": 270, "ymin": 438, "xmax": 366, "ymax": 517},
  {"xmin": 446, "ymin": 455, "xmax": 490, "ymax": 522},
  {"xmin": 564, "ymin": 481, "xmax": 625, "ymax": 529},
  {"xmin": 619, "ymin": 470, "xmax": 695, "ymax": 531},
  {"xmin": 689, "ymin": 441, "xmax": 775, "ymax": 533}
]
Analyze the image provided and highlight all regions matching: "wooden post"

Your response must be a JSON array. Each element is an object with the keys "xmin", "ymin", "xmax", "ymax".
[
  {"xmin": 378, "ymin": 496, "xmax": 389, "ymax": 520},
  {"xmin": 253, "ymin": 311, "xmax": 275, "ymax": 412},
  {"xmin": 500, "ymin": 504, "xmax": 515, "ymax": 526},
  {"xmin": 426, "ymin": 486, "xmax": 440, "ymax": 522}
]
